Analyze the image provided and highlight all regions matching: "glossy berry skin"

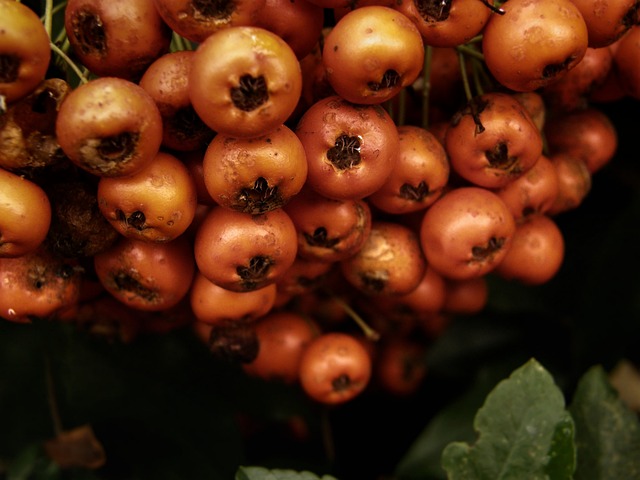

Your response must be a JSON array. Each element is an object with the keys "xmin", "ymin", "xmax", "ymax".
[
  {"xmin": 97, "ymin": 151, "xmax": 198, "ymax": 243},
  {"xmin": 56, "ymin": 77, "xmax": 163, "ymax": 178},
  {"xmin": 64, "ymin": 0, "xmax": 171, "ymax": 81},
  {"xmin": 394, "ymin": 0, "xmax": 493, "ymax": 48},
  {"xmin": 0, "ymin": 167, "xmax": 51, "ymax": 258},
  {"xmin": 495, "ymin": 154, "xmax": 559, "ymax": 223},
  {"xmin": 322, "ymin": 6, "xmax": 424, "ymax": 105},
  {"xmin": 368, "ymin": 125, "xmax": 450, "ymax": 215},
  {"xmin": 295, "ymin": 95, "xmax": 399, "ymax": 201},
  {"xmin": 189, "ymin": 26, "xmax": 302, "ymax": 138},
  {"xmin": 152, "ymin": 0, "xmax": 265, "ymax": 44},
  {"xmin": 420, "ymin": 187, "xmax": 516, "ymax": 280},
  {"xmin": 445, "ymin": 93, "xmax": 543, "ymax": 189},
  {"xmin": 0, "ymin": 0, "xmax": 51, "ymax": 104},
  {"xmin": 298, "ymin": 332, "xmax": 372, "ymax": 405},
  {"xmin": 284, "ymin": 186, "xmax": 372, "ymax": 263},
  {"xmin": 482, "ymin": 0, "xmax": 589, "ymax": 92},
  {"xmin": 94, "ymin": 236, "xmax": 195, "ymax": 312},
  {"xmin": 570, "ymin": 0, "xmax": 640, "ymax": 48},
  {"xmin": 340, "ymin": 220, "xmax": 427, "ymax": 296},
  {"xmin": 193, "ymin": 206, "xmax": 298, "ymax": 292},
  {"xmin": 0, "ymin": 247, "xmax": 81, "ymax": 323},
  {"xmin": 202, "ymin": 124, "xmax": 307, "ymax": 215},
  {"xmin": 190, "ymin": 272, "xmax": 277, "ymax": 326},
  {"xmin": 243, "ymin": 311, "xmax": 319, "ymax": 384},
  {"xmin": 494, "ymin": 214, "xmax": 565, "ymax": 285}
]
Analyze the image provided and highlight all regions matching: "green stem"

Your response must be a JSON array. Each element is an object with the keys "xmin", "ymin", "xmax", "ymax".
[
  {"xmin": 50, "ymin": 42, "xmax": 89, "ymax": 84},
  {"xmin": 338, "ymin": 295, "xmax": 379, "ymax": 341},
  {"xmin": 322, "ymin": 288, "xmax": 380, "ymax": 341},
  {"xmin": 40, "ymin": 0, "xmax": 67, "ymax": 24},
  {"xmin": 43, "ymin": 0, "xmax": 53, "ymax": 38},
  {"xmin": 465, "ymin": 34, "xmax": 484, "ymax": 44},
  {"xmin": 53, "ymin": 26, "xmax": 68, "ymax": 46},
  {"xmin": 457, "ymin": 48, "xmax": 474, "ymax": 103},
  {"xmin": 171, "ymin": 32, "xmax": 194, "ymax": 52},
  {"xmin": 456, "ymin": 44, "xmax": 485, "ymax": 62},
  {"xmin": 475, "ymin": 58, "xmax": 493, "ymax": 92},
  {"xmin": 471, "ymin": 58, "xmax": 485, "ymax": 97}
]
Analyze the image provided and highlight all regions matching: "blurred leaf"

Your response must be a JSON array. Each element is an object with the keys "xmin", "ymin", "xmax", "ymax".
[
  {"xmin": 236, "ymin": 465, "xmax": 338, "ymax": 479},
  {"xmin": 441, "ymin": 358, "xmax": 575, "ymax": 480},
  {"xmin": 570, "ymin": 365, "xmax": 640, "ymax": 480},
  {"xmin": 608, "ymin": 359, "xmax": 640, "ymax": 413},
  {"xmin": 5, "ymin": 443, "xmax": 61, "ymax": 480},
  {"xmin": 6, "ymin": 444, "xmax": 49, "ymax": 480}
]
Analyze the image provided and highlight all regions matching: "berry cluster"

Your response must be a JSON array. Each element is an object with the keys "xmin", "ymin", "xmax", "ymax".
[{"xmin": 0, "ymin": 0, "xmax": 635, "ymax": 407}]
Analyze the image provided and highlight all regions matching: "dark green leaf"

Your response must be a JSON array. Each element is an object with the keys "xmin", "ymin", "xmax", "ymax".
[
  {"xmin": 441, "ymin": 358, "xmax": 576, "ymax": 480},
  {"xmin": 235, "ymin": 465, "xmax": 339, "ymax": 480},
  {"xmin": 394, "ymin": 365, "xmax": 508, "ymax": 480},
  {"xmin": 569, "ymin": 365, "xmax": 640, "ymax": 480}
]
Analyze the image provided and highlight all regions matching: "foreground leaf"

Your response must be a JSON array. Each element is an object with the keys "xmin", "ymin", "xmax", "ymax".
[
  {"xmin": 570, "ymin": 364, "xmax": 640, "ymax": 480},
  {"xmin": 235, "ymin": 466, "xmax": 338, "ymax": 480},
  {"xmin": 441, "ymin": 358, "xmax": 575, "ymax": 480},
  {"xmin": 394, "ymin": 364, "xmax": 512, "ymax": 480}
]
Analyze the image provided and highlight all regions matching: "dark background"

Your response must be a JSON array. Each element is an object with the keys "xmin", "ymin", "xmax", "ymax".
[{"xmin": 3, "ymin": 2, "xmax": 640, "ymax": 479}]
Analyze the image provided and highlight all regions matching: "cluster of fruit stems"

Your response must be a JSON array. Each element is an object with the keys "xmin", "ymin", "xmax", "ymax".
[
  {"xmin": 41, "ymin": 0, "xmax": 491, "ymax": 132},
  {"xmin": 33, "ymin": 0, "xmax": 510, "ymax": 341}
]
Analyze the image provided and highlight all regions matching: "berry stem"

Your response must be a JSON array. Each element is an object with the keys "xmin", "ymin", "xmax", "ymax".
[
  {"xmin": 471, "ymin": 58, "xmax": 485, "ymax": 97},
  {"xmin": 456, "ymin": 43, "xmax": 485, "ymax": 61},
  {"xmin": 324, "ymin": 288, "xmax": 380, "ymax": 341},
  {"xmin": 457, "ymin": 48, "xmax": 474, "ymax": 103},
  {"xmin": 171, "ymin": 32, "xmax": 194, "ymax": 52},
  {"xmin": 50, "ymin": 42, "xmax": 89, "ymax": 84},
  {"xmin": 43, "ymin": 0, "xmax": 54, "ymax": 39},
  {"xmin": 422, "ymin": 45, "xmax": 433, "ymax": 130}
]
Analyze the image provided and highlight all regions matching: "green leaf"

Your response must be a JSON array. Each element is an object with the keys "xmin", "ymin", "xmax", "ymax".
[
  {"xmin": 441, "ymin": 358, "xmax": 576, "ymax": 480},
  {"xmin": 394, "ymin": 364, "xmax": 511, "ymax": 480},
  {"xmin": 569, "ymin": 365, "xmax": 640, "ymax": 480},
  {"xmin": 235, "ymin": 466, "xmax": 339, "ymax": 480}
]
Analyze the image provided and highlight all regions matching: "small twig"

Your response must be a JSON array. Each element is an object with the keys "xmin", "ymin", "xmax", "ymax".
[
  {"xmin": 50, "ymin": 42, "xmax": 89, "ymax": 84},
  {"xmin": 43, "ymin": 0, "xmax": 54, "ymax": 39},
  {"xmin": 456, "ymin": 43, "xmax": 485, "ymax": 62},
  {"xmin": 323, "ymin": 288, "xmax": 380, "ymax": 341},
  {"xmin": 471, "ymin": 58, "xmax": 485, "ymax": 97},
  {"xmin": 457, "ymin": 48, "xmax": 474, "ymax": 104},
  {"xmin": 171, "ymin": 32, "xmax": 194, "ymax": 52}
]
